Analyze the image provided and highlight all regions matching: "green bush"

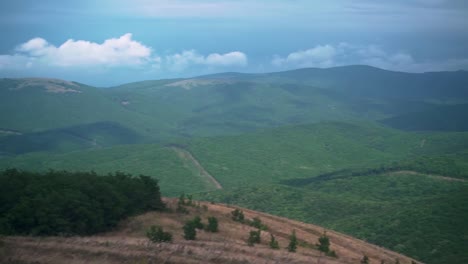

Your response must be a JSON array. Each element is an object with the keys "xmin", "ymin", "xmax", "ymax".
[
  {"xmin": 183, "ymin": 221, "xmax": 197, "ymax": 240},
  {"xmin": 287, "ymin": 230, "xmax": 298, "ymax": 252},
  {"xmin": 192, "ymin": 216, "xmax": 204, "ymax": 230},
  {"xmin": 206, "ymin": 216, "xmax": 218, "ymax": 232},
  {"xmin": 146, "ymin": 225, "xmax": 172, "ymax": 243},
  {"xmin": 247, "ymin": 230, "xmax": 261, "ymax": 246},
  {"xmin": 231, "ymin": 209, "xmax": 244, "ymax": 222},
  {"xmin": 269, "ymin": 234, "xmax": 279, "ymax": 249}
]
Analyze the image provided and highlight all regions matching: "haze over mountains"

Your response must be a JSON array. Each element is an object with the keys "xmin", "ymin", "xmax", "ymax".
[{"xmin": 1, "ymin": 65, "xmax": 468, "ymax": 264}]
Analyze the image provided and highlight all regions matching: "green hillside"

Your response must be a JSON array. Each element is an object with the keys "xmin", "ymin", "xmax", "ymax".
[
  {"xmin": 1, "ymin": 67, "xmax": 468, "ymax": 263},
  {"xmin": 2, "ymin": 67, "xmax": 468, "ymax": 156},
  {"xmin": 0, "ymin": 144, "xmax": 216, "ymax": 196},
  {"xmin": 186, "ymin": 122, "xmax": 468, "ymax": 187}
]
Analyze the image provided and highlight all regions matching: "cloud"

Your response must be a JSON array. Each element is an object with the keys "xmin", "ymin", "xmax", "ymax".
[
  {"xmin": 166, "ymin": 50, "xmax": 247, "ymax": 71},
  {"xmin": 272, "ymin": 43, "xmax": 468, "ymax": 72},
  {"xmin": 14, "ymin": 33, "xmax": 153, "ymax": 67},
  {"xmin": 272, "ymin": 45, "xmax": 336, "ymax": 68},
  {"xmin": 0, "ymin": 34, "xmax": 247, "ymax": 74}
]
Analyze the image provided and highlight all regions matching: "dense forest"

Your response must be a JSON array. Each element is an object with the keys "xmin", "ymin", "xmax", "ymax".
[{"xmin": 0, "ymin": 169, "xmax": 165, "ymax": 236}]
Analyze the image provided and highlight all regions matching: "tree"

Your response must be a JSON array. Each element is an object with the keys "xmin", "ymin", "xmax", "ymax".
[
  {"xmin": 247, "ymin": 230, "xmax": 261, "ymax": 246},
  {"xmin": 146, "ymin": 225, "xmax": 172, "ymax": 243},
  {"xmin": 231, "ymin": 209, "xmax": 244, "ymax": 222},
  {"xmin": 317, "ymin": 231, "xmax": 330, "ymax": 253},
  {"xmin": 269, "ymin": 234, "xmax": 279, "ymax": 249},
  {"xmin": 206, "ymin": 216, "xmax": 218, "ymax": 232},
  {"xmin": 361, "ymin": 255, "xmax": 369, "ymax": 264},
  {"xmin": 192, "ymin": 216, "xmax": 204, "ymax": 230},
  {"xmin": 287, "ymin": 230, "xmax": 298, "ymax": 252},
  {"xmin": 183, "ymin": 221, "xmax": 196, "ymax": 240}
]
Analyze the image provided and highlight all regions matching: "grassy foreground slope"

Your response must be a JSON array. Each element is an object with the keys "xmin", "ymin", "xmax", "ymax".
[
  {"xmin": 0, "ymin": 198, "xmax": 419, "ymax": 264},
  {"xmin": 0, "ymin": 144, "xmax": 216, "ymax": 196}
]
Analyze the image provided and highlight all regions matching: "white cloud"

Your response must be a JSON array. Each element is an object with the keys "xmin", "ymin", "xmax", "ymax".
[
  {"xmin": 0, "ymin": 35, "xmax": 247, "ymax": 74},
  {"xmin": 272, "ymin": 45, "xmax": 336, "ymax": 68},
  {"xmin": 272, "ymin": 43, "xmax": 468, "ymax": 72},
  {"xmin": 14, "ymin": 33, "xmax": 153, "ymax": 67},
  {"xmin": 166, "ymin": 50, "xmax": 247, "ymax": 71}
]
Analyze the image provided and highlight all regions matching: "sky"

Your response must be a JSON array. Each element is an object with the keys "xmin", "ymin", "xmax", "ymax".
[{"xmin": 0, "ymin": 0, "xmax": 467, "ymax": 86}]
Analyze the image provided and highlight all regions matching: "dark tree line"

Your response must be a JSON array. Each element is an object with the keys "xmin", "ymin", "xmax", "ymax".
[{"xmin": 0, "ymin": 169, "xmax": 165, "ymax": 236}]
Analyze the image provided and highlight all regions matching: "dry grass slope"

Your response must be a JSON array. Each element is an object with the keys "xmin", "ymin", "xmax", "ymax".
[{"xmin": 0, "ymin": 198, "xmax": 420, "ymax": 264}]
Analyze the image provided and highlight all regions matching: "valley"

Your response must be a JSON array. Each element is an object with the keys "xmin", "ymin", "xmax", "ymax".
[{"xmin": 1, "ymin": 66, "xmax": 468, "ymax": 263}]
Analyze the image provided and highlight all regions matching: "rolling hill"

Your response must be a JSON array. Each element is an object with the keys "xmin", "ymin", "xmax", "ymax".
[
  {"xmin": 1, "ymin": 66, "xmax": 468, "ymax": 263},
  {"xmin": 1, "ymin": 66, "xmax": 468, "ymax": 155}
]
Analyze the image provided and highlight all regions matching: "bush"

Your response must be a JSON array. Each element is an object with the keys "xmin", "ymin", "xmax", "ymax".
[
  {"xmin": 287, "ymin": 230, "xmax": 298, "ymax": 252},
  {"xmin": 317, "ymin": 231, "xmax": 330, "ymax": 253},
  {"xmin": 183, "ymin": 221, "xmax": 197, "ymax": 240},
  {"xmin": 231, "ymin": 209, "xmax": 244, "ymax": 222},
  {"xmin": 246, "ymin": 217, "xmax": 268, "ymax": 230},
  {"xmin": 192, "ymin": 216, "xmax": 204, "ymax": 230},
  {"xmin": 247, "ymin": 230, "xmax": 261, "ymax": 246},
  {"xmin": 146, "ymin": 225, "xmax": 172, "ymax": 243},
  {"xmin": 269, "ymin": 234, "xmax": 279, "ymax": 249},
  {"xmin": 206, "ymin": 216, "xmax": 218, "ymax": 232}
]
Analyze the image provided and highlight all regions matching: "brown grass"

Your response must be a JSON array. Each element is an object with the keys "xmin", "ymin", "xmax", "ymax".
[{"xmin": 0, "ymin": 198, "xmax": 420, "ymax": 264}]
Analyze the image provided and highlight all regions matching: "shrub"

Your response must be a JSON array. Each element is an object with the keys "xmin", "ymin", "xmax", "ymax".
[
  {"xmin": 146, "ymin": 225, "xmax": 172, "ymax": 243},
  {"xmin": 317, "ymin": 231, "xmax": 330, "ymax": 253},
  {"xmin": 246, "ymin": 217, "xmax": 268, "ymax": 230},
  {"xmin": 287, "ymin": 230, "xmax": 298, "ymax": 252},
  {"xmin": 192, "ymin": 216, "xmax": 204, "ymax": 230},
  {"xmin": 269, "ymin": 234, "xmax": 279, "ymax": 249},
  {"xmin": 247, "ymin": 230, "xmax": 261, "ymax": 246},
  {"xmin": 206, "ymin": 216, "xmax": 218, "ymax": 232},
  {"xmin": 231, "ymin": 209, "xmax": 244, "ymax": 222},
  {"xmin": 183, "ymin": 221, "xmax": 197, "ymax": 240}
]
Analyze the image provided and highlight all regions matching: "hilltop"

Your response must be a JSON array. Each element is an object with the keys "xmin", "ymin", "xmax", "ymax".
[{"xmin": 0, "ymin": 198, "xmax": 419, "ymax": 264}]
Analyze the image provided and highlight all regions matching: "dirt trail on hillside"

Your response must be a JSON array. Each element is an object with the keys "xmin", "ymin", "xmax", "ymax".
[
  {"xmin": 391, "ymin": 170, "xmax": 467, "ymax": 183},
  {"xmin": 170, "ymin": 146, "xmax": 223, "ymax": 189}
]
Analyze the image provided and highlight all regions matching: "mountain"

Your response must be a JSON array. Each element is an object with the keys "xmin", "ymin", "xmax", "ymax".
[
  {"xmin": 1, "ymin": 66, "xmax": 468, "ymax": 155},
  {"xmin": 0, "ymin": 198, "xmax": 420, "ymax": 264},
  {"xmin": 1, "ymin": 66, "xmax": 468, "ymax": 263}
]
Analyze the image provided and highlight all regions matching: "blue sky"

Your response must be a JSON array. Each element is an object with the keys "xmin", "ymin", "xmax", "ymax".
[{"xmin": 1, "ymin": 0, "xmax": 467, "ymax": 86}]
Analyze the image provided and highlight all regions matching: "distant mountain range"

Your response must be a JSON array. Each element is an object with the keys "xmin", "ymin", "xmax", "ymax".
[{"xmin": 1, "ymin": 65, "xmax": 467, "ymax": 155}]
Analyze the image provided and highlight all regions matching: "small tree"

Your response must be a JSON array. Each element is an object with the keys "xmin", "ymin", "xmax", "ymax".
[
  {"xmin": 146, "ymin": 225, "xmax": 172, "ymax": 243},
  {"xmin": 247, "ymin": 230, "xmax": 261, "ymax": 246},
  {"xmin": 206, "ymin": 216, "xmax": 218, "ymax": 232},
  {"xmin": 361, "ymin": 255, "xmax": 369, "ymax": 264},
  {"xmin": 269, "ymin": 234, "xmax": 279, "ymax": 249},
  {"xmin": 317, "ymin": 231, "xmax": 330, "ymax": 253},
  {"xmin": 287, "ymin": 230, "xmax": 298, "ymax": 252},
  {"xmin": 183, "ymin": 221, "xmax": 196, "ymax": 240},
  {"xmin": 231, "ymin": 209, "xmax": 244, "ymax": 222},
  {"xmin": 192, "ymin": 216, "xmax": 204, "ymax": 230}
]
